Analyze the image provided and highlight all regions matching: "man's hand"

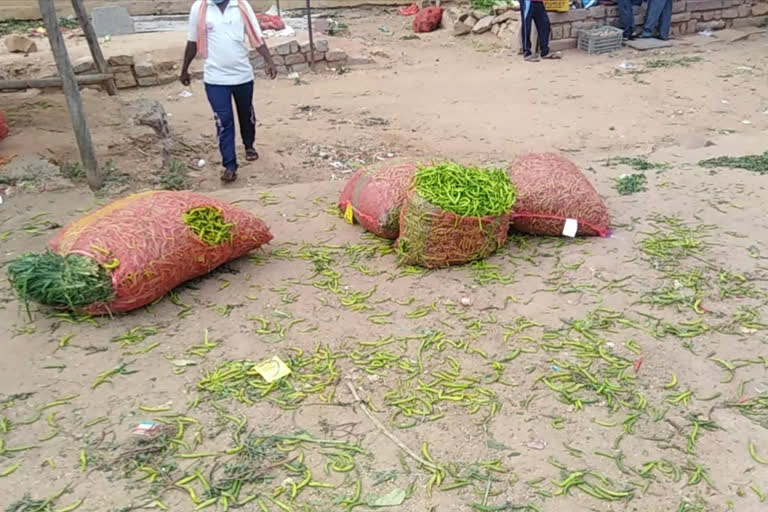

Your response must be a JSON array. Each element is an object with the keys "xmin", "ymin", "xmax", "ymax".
[
  {"xmin": 265, "ymin": 59, "xmax": 277, "ymax": 80},
  {"xmin": 180, "ymin": 70, "xmax": 191, "ymax": 86}
]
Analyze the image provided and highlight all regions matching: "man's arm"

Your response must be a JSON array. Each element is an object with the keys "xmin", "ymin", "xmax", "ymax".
[
  {"xmin": 180, "ymin": 2, "xmax": 199, "ymax": 85},
  {"xmin": 180, "ymin": 41, "xmax": 197, "ymax": 85},
  {"xmin": 256, "ymin": 44, "xmax": 277, "ymax": 80},
  {"xmin": 243, "ymin": 2, "xmax": 277, "ymax": 80}
]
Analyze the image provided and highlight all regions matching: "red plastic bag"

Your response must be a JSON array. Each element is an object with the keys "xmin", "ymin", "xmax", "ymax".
[
  {"xmin": 338, "ymin": 160, "xmax": 420, "ymax": 239},
  {"xmin": 256, "ymin": 13, "xmax": 285, "ymax": 31},
  {"xmin": 398, "ymin": 3, "xmax": 420, "ymax": 16},
  {"xmin": 508, "ymin": 153, "xmax": 611, "ymax": 237},
  {"xmin": 0, "ymin": 110, "xmax": 9, "ymax": 142},
  {"xmin": 413, "ymin": 6, "xmax": 444, "ymax": 33},
  {"xmin": 48, "ymin": 190, "xmax": 273, "ymax": 314}
]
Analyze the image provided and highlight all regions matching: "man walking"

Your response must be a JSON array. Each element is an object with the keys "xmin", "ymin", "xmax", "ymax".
[
  {"xmin": 180, "ymin": 0, "xmax": 277, "ymax": 183},
  {"xmin": 520, "ymin": 0, "xmax": 560, "ymax": 62}
]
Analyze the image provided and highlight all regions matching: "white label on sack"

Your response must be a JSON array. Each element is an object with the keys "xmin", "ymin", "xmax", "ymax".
[{"xmin": 562, "ymin": 218, "xmax": 578, "ymax": 238}]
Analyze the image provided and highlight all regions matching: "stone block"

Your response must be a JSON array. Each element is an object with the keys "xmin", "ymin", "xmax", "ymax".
[
  {"xmin": 671, "ymin": 11, "xmax": 692, "ymax": 21},
  {"xmin": 551, "ymin": 24, "xmax": 564, "ymax": 39},
  {"xmin": 308, "ymin": 52, "xmax": 325, "ymax": 61},
  {"xmin": 606, "ymin": 6, "xmax": 620, "ymax": 16},
  {"xmin": 587, "ymin": 6, "xmax": 606, "ymax": 18},
  {"xmin": 326, "ymin": 49, "xmax": 348, "ymax": 62},
  {"xmin": 472, "ymin": 15, "xmax": 495, "ymax": 33},
  {"xmin": 157, "ymin": 73, "xmax": 177, "ymax": 85},
  {"xmin": 688, "ymin": 0, "xmax": 724, "ymax": 10},
  {"xmin": 754, "ymin": 3, "xmax": 768, "ymax": 15},
  {"xmin": 441, "ymin": 10, "xmax": 455, "ymax": 29},
  {"xmin": 550, "ymin": 38, "xmax": 577, "ymax": 51},
  {"xmin": 572, "ymin": 21, "xmax": 598, "ymax": 30},
  {"xmin": 607, "ymin": 16, "xmax": 621, "ymax": 26},
  {"xmin": 491, "ymin": 23, "xmax": 501, "ymax": 35},
  {"xmin": 111, "ymin": 65, "xmax": 132, "ymax": 74},
  {"xmin": 698, "ymin": 19, "xmax": 727, "ymax": 28},
  {"xmin": 550, "ymin": 9, "xmax": 588, "ymax": 22},
  {"xmin": 133, "ymin": 55, "xmax": 155, "ymax": 77},
  {"xmin": 733, "ymin": 14, "xmax": 768, "ymax": 24},
  {"xmin": 701, "ymin": 9, "xmax": 721, "ymax": 19},
  {"xmin": 673, "ymin": 0, "xmax": 688, "ymax": 12},
  {"xmin": 563, "ymin": 24, "xmax": 572, "ymax": 37},
  {"xmin": 291, "ymin": 63, "xmax": 311, "ymax": 72},
  {"xmin": 92, "ymin": 6, "xmax": 135, "ymax": 37},
  {"xmin": 315, "ymin": 39, "xmax": 330, "ymax": 52},
  {"xmin": 108, "ymin": 54, "xmax": 133, "ymax": 67},
  {"xmin": 289, "ymin": 41, "xmax": 300, "ymax": 53},
  {"xmin": 5, "ymin": 34, "xmax": 37, "ymax": 53},
  {"xmin": 721, "ymin": 7, "xmax": 740, "ymax": 16},
  {"xmin": 687, "ymin": 19, "xmax": 699, "ymax": 31},
  {"xmin": 271, "ymin": 55, "xmax": 285, "ymax": 65},
  {"xmin": 72, "ymin": 56, "xmax": 94, "ymax": 74},
  {"xmin": 273, "ymin": 42, "xmax": 293, "ymax": 56},
  {"xmin": 738, "ymin": 4, "xmax": 753, "ymax": 15},
  {"xmin": 285, "ymin": 53, "xmax": 306, "ymax": 65},
  {"xmin": 251, "ymin": 56, "xmax": 265, "ymax": 69},
  {"xmin": 137, "ymin": 76, "xmax": 159, "ymax": 87},
  {"xmin": 114, "ymin": 70, "xmax": 137, "ymax": 89}
]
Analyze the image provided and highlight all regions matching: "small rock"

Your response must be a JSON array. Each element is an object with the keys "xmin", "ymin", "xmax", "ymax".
[
  {"xmin": 72, "ymin": 56, "xmax": 95, "ymax": 74},
  {"xmin": 493, "ymin": 4, "xmax": 511, "ymax": 14},
  {"xmin": 5, "ymin": 34, "xmax": 37, "ymax": 54},
  {"xmin": 527, "ymin": 440, "xmax": 547, "ymax": 450},
  {"xmin": 458, "ymin": 14, "xmax": 478, "ymax": 25},
  {"xmin": 133, "ymin": 54, "xmax": 155, "ymax": 77},
  {"xmin": 326, "ymin": 49, "xmax": 348, "ymax": 62},
  {"xmin": 441, "ymin": 10, "xmax": 455, "ymax": 30},
  {"xmin": 473, "ymin": 9, "xmax": 491, "ymax": 19},
  {"xmin": 492, "ymin": 23, "xmax": 501, "ymax": 35},
  {"xmin": 472, "ymin": 15, "xmax": 495, "ymax": 34},
  {"xmin": 493, "ymin": 11, "xmax": 516, "ymax": 25},
  {"xmin": 460, "ymin": 297, "xmax": 472, "ymax": 307},
  {"xmin": 453, "ymin": 22, "xmax": 473, "ymax": 36}
]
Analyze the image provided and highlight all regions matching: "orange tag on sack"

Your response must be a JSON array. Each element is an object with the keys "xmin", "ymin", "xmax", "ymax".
[{"xmin": 344, "ymin": 204, "xmax": 355, "ymax": 224}]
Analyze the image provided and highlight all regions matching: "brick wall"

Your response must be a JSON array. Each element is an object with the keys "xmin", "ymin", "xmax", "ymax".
[
  {"xmin": 549, "ymin": 0, "xmax": 767, "ymax": 47},
  {"xmin": 0, "ymin": 0, "xmax": 411, "ymax": 21}
]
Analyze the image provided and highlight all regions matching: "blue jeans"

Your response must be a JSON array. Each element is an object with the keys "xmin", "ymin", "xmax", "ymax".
[
  {"xmin": 643, "ymin": 0, "xmax": 672, "ymax": 39},
  {"xmin": 618, "ymin": 0, "xmax": 635, "ymax": 37},
  {"xmin": 204, "ymin": 81, "xmax": 256, "ymax": 172}
]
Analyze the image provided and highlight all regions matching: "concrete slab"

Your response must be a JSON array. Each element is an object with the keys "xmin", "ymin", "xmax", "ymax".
[
  {"xmin": 92, "ymin": 6, "xmax": 135, "ymax": 38},
  {"xmin": 626, "ymin": 38, "xmax": 673, "ymax": 50}
]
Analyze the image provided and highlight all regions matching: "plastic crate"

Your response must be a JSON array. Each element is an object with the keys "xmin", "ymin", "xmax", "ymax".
[
  {"xmin": 544, "ymin": 0, "xmax": 570, "ymax": 12},
  {"xmin": 577, "ymin": 25, "xmax": 623, "ymax": 55}
]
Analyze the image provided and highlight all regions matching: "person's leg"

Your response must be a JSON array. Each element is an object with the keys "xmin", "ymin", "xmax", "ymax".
[
  {"xmin": 204, "ymin": 83, "xmax": 238, "ymax": 181},
  {"xmin": 231, "ymin": 80, "xmax": 258, "ymax": 161},
  {"xmin": 642, "ymin": 0, "xmax": 664, "ymax": 37},
  {"xmin": 618, "ymin": 0, "xmax": 635, "ymax": 38},
  {"xmin": 520, "ymin": 0, "xmax": 537, "ymax": 59},
  {"xmin": 532, "ymin": 2, "xmax": 552, "ymax": 57},
  {"xmin": 658, "ymin": 0, "xmax": 673, "ymax": 39}
]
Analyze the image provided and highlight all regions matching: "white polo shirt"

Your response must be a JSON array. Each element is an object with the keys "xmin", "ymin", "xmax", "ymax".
[{"xmin": 187, "ymin": 0, "xmax": 265, "ymax": 86}]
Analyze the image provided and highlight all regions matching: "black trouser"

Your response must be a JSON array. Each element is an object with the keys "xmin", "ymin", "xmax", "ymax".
[{"xmin": 521, "ymin": 0, "xmax": 551, "ymax": 57}]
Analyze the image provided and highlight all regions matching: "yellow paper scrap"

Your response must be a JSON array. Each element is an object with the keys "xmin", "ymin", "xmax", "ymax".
[
  {"xmin": 254, "ymin": 356, "xmax": 291, "ymax": 383},
  {"xmin": 344, "ymin": 204, "xmax": 355, "ymax": 224}
]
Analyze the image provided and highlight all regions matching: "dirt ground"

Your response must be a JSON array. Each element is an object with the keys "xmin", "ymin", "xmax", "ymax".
[{"xmin": 1, "ymin": 7, "xmax": 768, "ymax": 512}]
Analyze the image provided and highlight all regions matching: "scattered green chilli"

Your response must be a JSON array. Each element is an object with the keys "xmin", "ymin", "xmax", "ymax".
[
  {"xmin": 699, "ymin": 151, "xmax": 768, "ymax": 175},
  {"xmin": 183, "ymin": 206, "xmax": 235, "ymax": 246},
  {"xmin": 614, "ymin": 174, "xmax": 647, "ymax": 196},
  {"xmin": 7, "ymin": 251, "xmax": 113, "ymax": 309},
  {"xmin": 413, "ymin": 162, "xmax": 517, "ymax": 217}
]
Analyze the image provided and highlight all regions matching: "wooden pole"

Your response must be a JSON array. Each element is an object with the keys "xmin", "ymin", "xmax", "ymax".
[
  {"xmin": 306, "ymin": 0, "xmax": 314, "ymax": 71},
  {"xmin": 0, "ymin": 74, "xmax": 114, "ymax": 91},
  {"xmin": 70, "ymin": 0, "xmax": 117, "ymax": 96},
  {"xmin": 276, "ymin": 0, "xmax": 281, "ymax": 17},
  {"xmin": 38, "ymin": 0, "xmax": 104, "ymax": 190}
]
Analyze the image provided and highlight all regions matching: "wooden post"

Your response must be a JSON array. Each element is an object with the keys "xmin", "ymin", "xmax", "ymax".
[
  {"xmin": 39, "ymin": 0, "xmax": 104, "ymax": 190},
  {"xmin": 0, "ymin": 74, "xmax": 114, "ymax": 91},
  {"xmin": 306, "ymin": 0, "xmax": 315, "ymax": 70},
  {"xmin": 276, "ymin": 0, "xmax": 281, "ymax": 17},
  {"xmin": 70, "ymin": 0, "xmax": 117, "ymax": 96}
]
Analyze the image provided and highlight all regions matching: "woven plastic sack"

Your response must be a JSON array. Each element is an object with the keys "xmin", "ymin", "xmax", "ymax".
[
  {"xmin": 0, "ymin": 110, "xmax": 9, "ymax": 142},
  {"xmin": 413, "ymin": 6, "xmax": 444, "ymax": 33},
  {"xmin": 256, "ymin": 13, "xmax": 285, "ymax": 31},
  {"xmin": 338, "ymin": 160, "xmax": 420, "ymax": 239},
  {"xmin": 396, "ymin": 192, "xmax": 511, "ymax": 268},
  {"xmin": 48, "ymin": 190, "xmax": 273, "ymax": 314},
  {"xmin": 508, "ymin": 153, "xmax": 611, "ymax": 237}
]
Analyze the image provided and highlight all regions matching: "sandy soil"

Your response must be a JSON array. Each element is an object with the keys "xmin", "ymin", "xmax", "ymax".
[{"xmin": 1, "ymin": 7, "xmax": 768, "ymax": 512}]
